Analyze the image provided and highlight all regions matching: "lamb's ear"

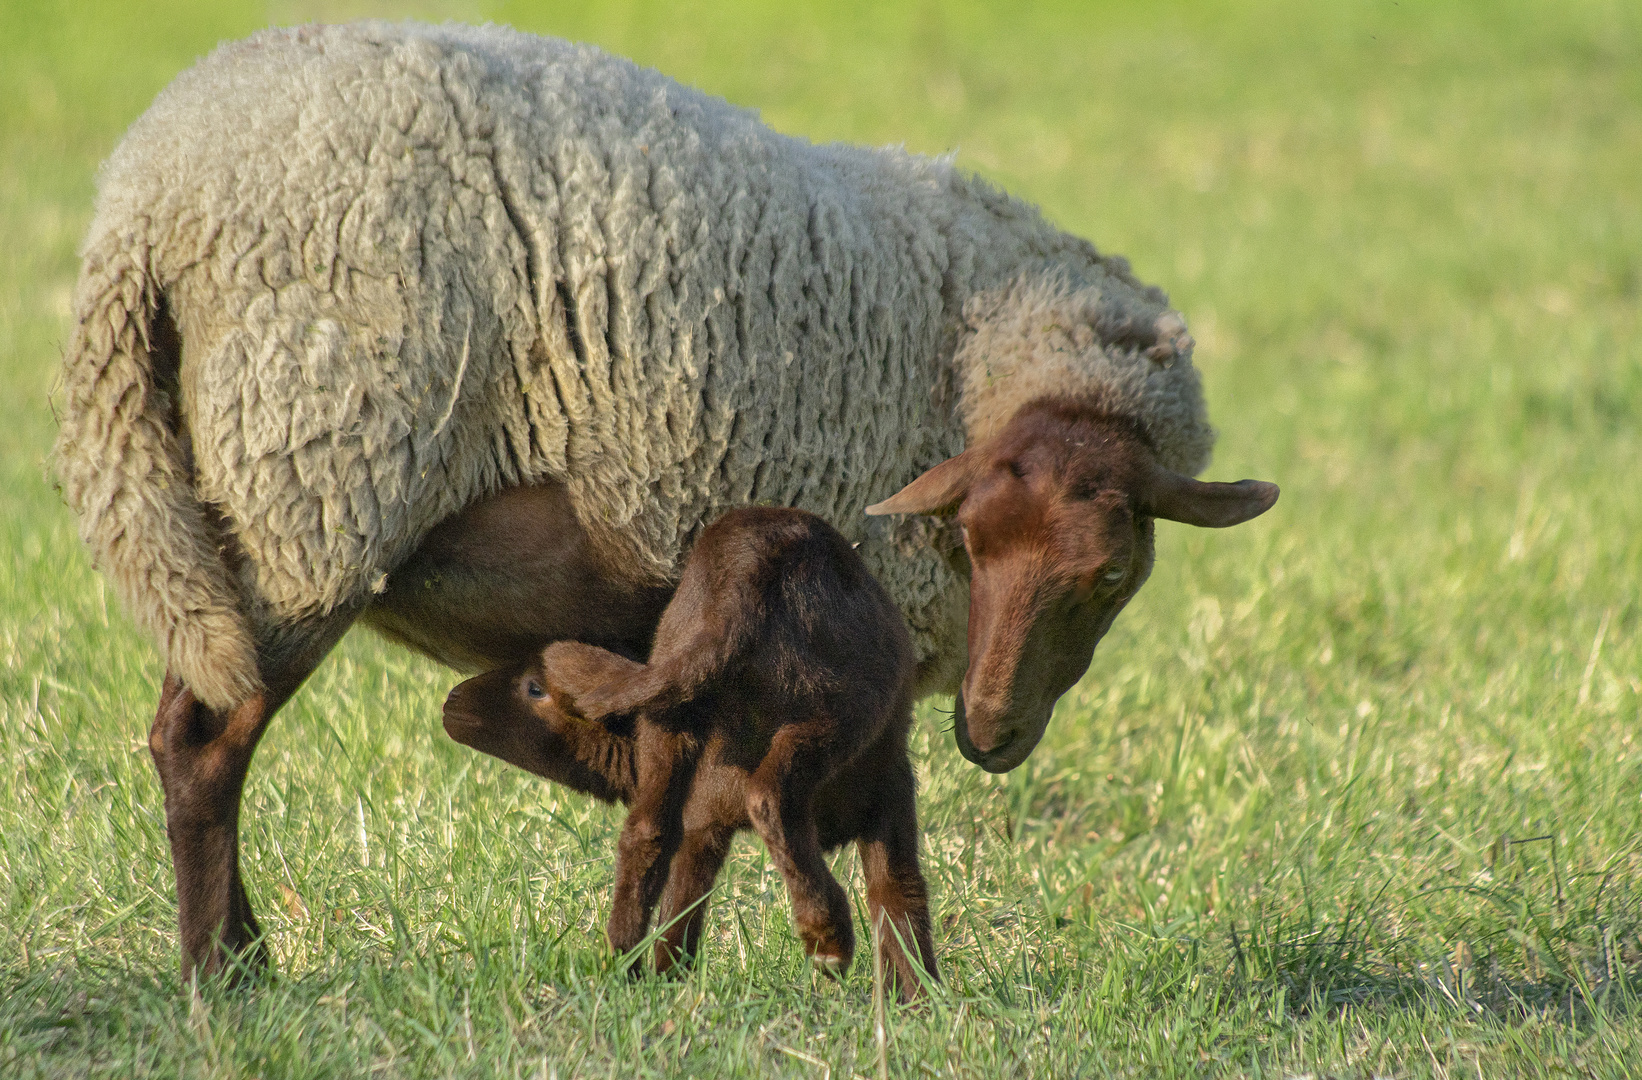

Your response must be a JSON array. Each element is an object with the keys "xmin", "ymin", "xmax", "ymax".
[
  {"xmin": 865, "ymin": 450, "xmax": 981, "ymax": 517},
  {"xmin": 1140, "ymin": 464, "xmax": 1279, "ymax": 528},
  {"xmin": 539, "ymin": 642, "xmax": 644, "ymax": 720}
]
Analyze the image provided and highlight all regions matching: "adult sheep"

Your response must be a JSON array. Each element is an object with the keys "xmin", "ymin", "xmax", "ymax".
[{"xmin": 53, "ymin": 20, "xmax": 1277, "ymax": 979}]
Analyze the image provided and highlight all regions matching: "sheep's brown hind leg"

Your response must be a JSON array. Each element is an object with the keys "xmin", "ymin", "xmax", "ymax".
[
  {"xmin": 745, "ymin": 723, "xmax": 855, "ymax": 976},
  {"xmin": 652, "ymin": 822, "xmax": 736, "ymax": 976},
  {"xmin": 150, "ymin": 677, "xmax": 270, "ymax": 982},
  {"xmin": 149, "ymin": 609, "xmax": 357, "ymax": 984},
  {"xmin": 857, "ymin": 763, "xmax": 938, "ymax": 1002},
  {"xmin": 606, "ymin": 724, "xmax": 699, "ymax": 963}
]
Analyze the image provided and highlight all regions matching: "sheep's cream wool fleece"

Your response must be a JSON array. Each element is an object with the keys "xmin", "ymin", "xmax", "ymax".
[{"xmin": 53, "ymin": 21, "xmax": 1214, "ymax": 711}]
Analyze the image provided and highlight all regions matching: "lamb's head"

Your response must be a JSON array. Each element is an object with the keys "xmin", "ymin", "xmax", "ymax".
[
  {"xmin": 442, "ymin": 662, "xmax": 565, "ymax": 769},
  {"xmin": 867, "ymin": 398, "xmax": 1276, "ymax": 773},
  {"xmin": 442, "ymin": 657, "xmax": 637, "ymax": 803}
]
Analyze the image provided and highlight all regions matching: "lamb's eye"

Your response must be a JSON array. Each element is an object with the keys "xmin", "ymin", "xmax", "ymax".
[
  {"xmin": 1101, "ymin": 566, "xmax": 1127, "ymax": 585},
  {"xmin": 525, "ymin": 679, "xmax": 546, "ymax": 700}
]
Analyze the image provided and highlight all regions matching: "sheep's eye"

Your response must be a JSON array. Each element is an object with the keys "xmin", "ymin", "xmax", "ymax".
[
  {"xmin": 1101, "ymin": 566, "xmax": 1127, "ymax": 585},
  {"xmin": 525, "ymin": 679, "xmax": 546, "ymax": 700}
]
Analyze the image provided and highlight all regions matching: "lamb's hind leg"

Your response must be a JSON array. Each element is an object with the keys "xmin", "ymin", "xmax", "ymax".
[
  {"xmin": 856, "ymin": 760, "xmax": 937, "ymax": 1002},
  {"xmin": 149, "ymin": 609, "xmax": 357, "ymax": 983},
  {"xmin": 745, "ymin": 722, "xmax": 855, "ymax": 976}
]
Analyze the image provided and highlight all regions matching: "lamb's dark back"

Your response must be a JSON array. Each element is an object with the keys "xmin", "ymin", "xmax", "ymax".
[{"xmin": 642, "ymin": 506, "xmax": 915, "ymax": 755}]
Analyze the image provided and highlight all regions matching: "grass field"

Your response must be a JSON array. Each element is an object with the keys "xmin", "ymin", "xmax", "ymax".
[{"xmin": 3, "ymin": 0, "xmax": 1640, "ymax": 1075}]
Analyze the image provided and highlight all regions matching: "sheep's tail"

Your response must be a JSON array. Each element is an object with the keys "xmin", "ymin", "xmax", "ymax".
[{"xmin": 51, "ymin": 237, "xmax": 262, "ymax": 713}]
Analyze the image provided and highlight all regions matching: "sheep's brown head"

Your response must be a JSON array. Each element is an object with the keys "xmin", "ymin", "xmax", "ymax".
[{"xmin": 867, "ymin": 398, "xmax": 1277, "ymax": 773}]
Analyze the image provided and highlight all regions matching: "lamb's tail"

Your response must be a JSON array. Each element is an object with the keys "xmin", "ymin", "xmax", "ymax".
[{"xmin": 51, "ymin": 237, "xmax": 262, "ymax": 713}]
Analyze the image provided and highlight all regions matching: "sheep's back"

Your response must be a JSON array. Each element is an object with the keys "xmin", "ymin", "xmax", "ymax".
[{"xmin": 83, "ymin": 22, "xmax": 962, "ymax": 638}]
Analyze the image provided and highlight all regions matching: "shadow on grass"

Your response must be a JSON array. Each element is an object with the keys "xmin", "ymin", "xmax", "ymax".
[{"xmin": 1216, "ymin": 868, "xmax": 1642, "ymax": 1026}]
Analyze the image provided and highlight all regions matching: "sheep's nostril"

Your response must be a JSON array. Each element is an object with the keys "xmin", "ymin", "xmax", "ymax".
[
  {"xmin": 965, "ymin": 713, "xmax": 1016, "ymax": 756},
  {"xmin": 977, "ymin": 726, "xmax": 1019, "ymax": 756}
]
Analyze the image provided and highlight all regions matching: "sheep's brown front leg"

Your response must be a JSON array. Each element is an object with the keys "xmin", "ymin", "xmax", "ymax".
[
  {"xmin": 651, "ymin": 821, "xmax": 736, "ymax": 975},
  {"xmin": 745, "ymin": 723, "xmax": 855, "ymax": 975},
  {"xmin": 857, "ymin": 762, "xmax": 938, "ymax": 1002},
  {"xmin": 606, "ymin": 724, "xmax": 699, "ymax": 961}
]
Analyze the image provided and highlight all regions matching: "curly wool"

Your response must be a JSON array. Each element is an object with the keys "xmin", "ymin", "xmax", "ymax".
[
  {"xmin": 956, "ymin": 273, "xmax": 1211, "ymax": 474},
  {"xmin": 52, "ymin": 21, "xmax": 1214, "ymax": 709}
]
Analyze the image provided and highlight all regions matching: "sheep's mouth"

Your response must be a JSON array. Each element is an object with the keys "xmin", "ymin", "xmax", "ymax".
[{"xmin": 952, "ymin": 693, "xmax": 1038, "ymax": 774}]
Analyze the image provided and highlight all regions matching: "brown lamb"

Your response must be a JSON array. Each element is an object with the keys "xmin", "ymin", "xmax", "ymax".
[{"xmin": 442, "ymin": 506, "xmax": 938, "ymax": 1000}]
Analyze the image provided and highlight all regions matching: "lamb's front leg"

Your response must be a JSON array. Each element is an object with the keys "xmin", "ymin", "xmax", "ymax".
[
  {"xmin": 606, "ymin": 723, "xmax": 699, "ymax": 961},
  {"xmin": 652, "ymin": 819, "xmax": 737, "ymax": 975}
]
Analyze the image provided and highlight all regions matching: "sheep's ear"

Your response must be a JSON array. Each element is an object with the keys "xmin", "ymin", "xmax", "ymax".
[
  {"xmin": 865, "ymin": 450, "xmax": 981, "ymax": 517},
  {"xmin": 1140, "ymin": 464, "xmax": 1278, "ymax": 528}
]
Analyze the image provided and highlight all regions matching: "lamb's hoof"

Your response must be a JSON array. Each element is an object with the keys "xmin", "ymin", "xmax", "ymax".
[{"xmin": 810, "ymin": 951, "xmax": 848, "ymax": 980}]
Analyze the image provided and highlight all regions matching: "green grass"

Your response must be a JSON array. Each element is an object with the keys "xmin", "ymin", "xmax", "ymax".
[{"xmin": 4, "ymin": 0, "xmax": 1640, "ymax": 1075}]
